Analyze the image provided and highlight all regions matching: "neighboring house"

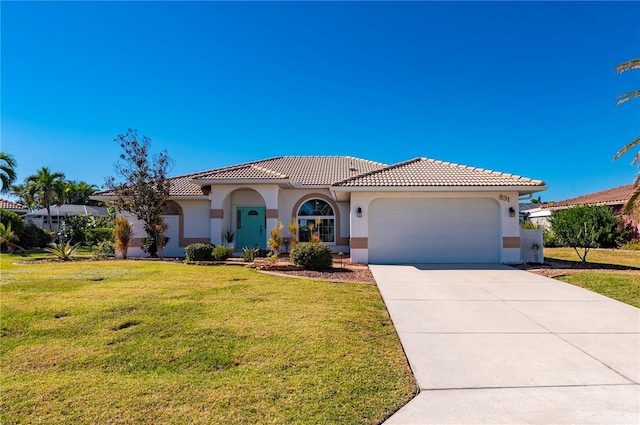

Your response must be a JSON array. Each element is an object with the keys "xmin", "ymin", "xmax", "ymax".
[
  {"xmin": 93, "ymin": 156, "xmax": 546, "ymax": 264},
  {"xmin": 521, "ymin": 207, "xmax": 552, "ymax": 228},
  {"xmin": 0, "ymin": 199, "xmax": 29, "ymax": 216},
  {"xmin": 25, "ymin": 204, "xmax": 108, "ymax": 232},
  {"xmin": 541, "ymin": 183, "xmax": 639, "ymax": 237}
]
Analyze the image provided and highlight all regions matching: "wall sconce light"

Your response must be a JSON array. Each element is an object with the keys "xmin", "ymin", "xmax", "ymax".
[
  {"xmin": 357, "ymin": 207, "xmax": 363, "ymax": 218},
  {"xmin": 508, "ymin": 207, "xmax": 516, "ymax": 218}
]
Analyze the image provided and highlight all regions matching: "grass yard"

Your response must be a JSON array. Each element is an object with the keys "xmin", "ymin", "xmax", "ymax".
[
  {"xmin": 543, "ymin": 247, "xmax": 640, "ymax": 268},
  {"xmin": 0, "ymin": 253, "xmax": 416, "ymax": 424},
  {"xmin": 556, "ymin": 273, "xmax": 640, "ymax": 308},
  {"xmin": 543, "ymin": 248, "xmax": 640, "ymax": 308}
]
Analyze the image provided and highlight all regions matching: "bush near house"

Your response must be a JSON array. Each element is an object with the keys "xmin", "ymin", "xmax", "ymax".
[
  {"xmin": 0, "ymin": 208, "xmax": 53, "ymax": 249},
  {"xmin": 86, "ymin": 228, "xmax": 115, "ymax": 247},
  {"xmin": 212, "ymin": 245, "xmax": 234, "ymax": 261},
  {"xmin": 290, "ymin": 243, "xmax": 333, "ymax": 270},
  {"xmin": 184, "ymin": 243, "xmax": 215, "ymax": 261}
]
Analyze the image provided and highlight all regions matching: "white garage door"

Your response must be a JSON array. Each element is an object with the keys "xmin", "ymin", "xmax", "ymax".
[{"xmin": 368, "ymin": 198, "xmax": 500, "ymax": 264}]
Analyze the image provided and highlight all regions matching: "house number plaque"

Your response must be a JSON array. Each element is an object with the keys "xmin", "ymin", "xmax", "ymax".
[{"xmin": 498, "ymin": 194, "xmax": 510, "ymax": 202}]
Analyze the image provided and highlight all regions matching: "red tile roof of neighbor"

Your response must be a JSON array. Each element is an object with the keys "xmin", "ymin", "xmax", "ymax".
[
  {"xmin": 543, "ymin": 183, "xmax": 635, "ymax": 209},
  {"xmin": 94, "ymin": 156, "xmax": 545, "ymax": 197},
  {"xmin": 0, "ymin": 199, "xmax": 28, "ymax": 211}
]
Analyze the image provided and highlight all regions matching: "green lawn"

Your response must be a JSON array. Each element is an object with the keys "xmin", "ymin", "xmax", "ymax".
[
  {"xmin": 544, "ymin": 247, "xmax": 640, "ymax": 268},
  {"xmin": 544, "ymin": 248, "xmax": 640, "ymax": 308},
  {"xmin": 556, "ymin": 273, "xmax": 640, "ymax": 308},
  {"xmin": 0, "ymin": 253, "xmax": 416, "ymax": 424}
]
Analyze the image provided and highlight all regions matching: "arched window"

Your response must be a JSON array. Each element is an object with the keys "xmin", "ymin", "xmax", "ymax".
[{"xmin": 297, "ymin": 199, "xmax": 335, "ymax": 243}]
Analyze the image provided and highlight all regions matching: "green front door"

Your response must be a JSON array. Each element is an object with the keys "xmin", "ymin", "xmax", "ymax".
[{"xmin": 235, "ymin": 206, "xmax": 266, "ymax": 249}]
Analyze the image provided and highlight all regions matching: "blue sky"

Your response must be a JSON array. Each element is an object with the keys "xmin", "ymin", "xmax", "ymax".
[{"xmin": 2, "ymin": 1, "xmax": 639, "ymax": 202}]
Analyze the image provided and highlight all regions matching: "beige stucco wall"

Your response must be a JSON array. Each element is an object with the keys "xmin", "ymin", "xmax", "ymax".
[{"xmin": 348, "ymin": 190, "xmax": 522, "ymax": 264}]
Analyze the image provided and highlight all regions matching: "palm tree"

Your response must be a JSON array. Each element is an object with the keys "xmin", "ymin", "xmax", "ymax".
[
  {"xmin": 65, "ymin": 180, "xmax": 99, "ymax": 205},
  {"xmin": 9, "ymin": 183, "xmax": 37, "ymax": 209},
  {"xmin": 0, "ymin": 153, "xmax": 17, "ymax": 193},
  {"xmin": 0, "ymin": 223, "xmax": 24, "ymax": 253},
  {"xmin": 25, "ymin": 167, "xmax": 66, "ymax": 231},
  {"xmin": 613, "ymin": 58, "xmax": 640, "ymax": 212}
]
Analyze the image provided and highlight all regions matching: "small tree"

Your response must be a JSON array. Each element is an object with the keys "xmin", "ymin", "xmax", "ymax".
[
  {"xmin": 287, "ymin": 217, "xmax": 299, "ymax": 251},
  {"xmin": 549, "ymin": 205, "xmax": 631, "ymax": 262},
  {"xmin": 267, "ymin": 221, "xmax": 284, "ymax": 255},
  {"xmin": 114, "ymin": 217, "xmax": 135, "ymax": 259},
  {"xmin": 105, "ymin": 129, "xmax": 173, "ymax": 258}
]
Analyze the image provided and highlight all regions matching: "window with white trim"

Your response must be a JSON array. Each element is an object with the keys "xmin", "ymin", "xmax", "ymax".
[{"xmin": 297, "ymin": 199, "xmax": 335, "ymax": 243}]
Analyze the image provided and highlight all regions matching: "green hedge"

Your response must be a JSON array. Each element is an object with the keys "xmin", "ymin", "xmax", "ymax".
[
  {"xmin": 290, "ymin": 243, "xmax": 332, "ymax": 270},
  {"xmin": 86, "ymin": 228, "xmax": 114, "ymax": 247},
  {"xmin": 185, "ymin": 243, "xmax": 215, "ymax": 261}
]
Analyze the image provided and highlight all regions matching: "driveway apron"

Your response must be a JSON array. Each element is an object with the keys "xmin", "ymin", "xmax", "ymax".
[{"xmin": 371, "ymin": 264, "xmax": 640, "ymax": 425}]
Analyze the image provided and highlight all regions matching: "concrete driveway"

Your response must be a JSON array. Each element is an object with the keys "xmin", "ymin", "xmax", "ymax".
[{"xmin": 371, "ymin": 264, "xmax": 640, "ymax": 425}]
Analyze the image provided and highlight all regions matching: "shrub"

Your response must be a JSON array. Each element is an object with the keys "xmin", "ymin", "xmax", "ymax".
[
  {"xmin": 241, "ymin": 247, "xmax": 258, "ymax": 262},
  {"xmin": 290, "ymin": 242, "xmax": 333, "ymax": 270},
  {"xmin": 86, "ymin": 228, "xmax": 114, "ymax": 247},
  {"xmin": 92, "ymin": 240, "xmax": 115, "ymax": 259},
  {"xmin": 0, "ymin": 209, "xmax": 25, "ymax": 236},
  {"xmin": 287, "ymin": 218, "xmax": 299, "ymax": 251},
  {"xmin": 45, "ymin": 241, "xmax": 81, "ymax": 261},
  {"xmin": 20, "ymin": 225, "xmax": 53, "ymax": 248},
  {"xmin": 520, "ymin": 220, "xmax": 539, "ymax": 230},
  {"xmin": 212, "ymin": 245, "xmax": 234, "ymax": 261},
  {"xmin": 114, "ymin": 217, "xmax": 135, "ymax": 259},
  {"xmin": 185, "ymin": 243, "xmax": 215, "ymax": 261},
  {"xmin": 543, "ymin": 228, "xmax": 562, "ymax": 248},
  {"xmin": 267, "ymin": 221, "xmax": 284, "ymax": 254},
  {"xmin": 620, "ymin": 238, "xmax": 640, "ymax": 250}
]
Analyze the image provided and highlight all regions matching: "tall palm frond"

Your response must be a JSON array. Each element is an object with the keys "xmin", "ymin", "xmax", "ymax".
[
  {"xmin": 613, "ymin": 58, "xmax": 640, "ymax": 212},
  {"xmin": 615, "ymin": 59, "xmax": 640, "ymax": 73},
  {"xmin": 0, "ymin": 153, "xmax": 17, "ymax": 193}
]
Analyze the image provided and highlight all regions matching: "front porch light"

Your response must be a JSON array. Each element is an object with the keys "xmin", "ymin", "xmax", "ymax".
[
  {"xmin": 357, "ymin": 207, "xmax": 363, "ymax": 218},
  {"xmin": 508, "ymin": 207, "xmax": 516, "ymax": 218}
]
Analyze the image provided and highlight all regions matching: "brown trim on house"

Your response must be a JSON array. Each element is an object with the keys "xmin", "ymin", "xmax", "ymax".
[
  {"xmin": 336, "ymin": 236, "xmax": 349, "ymax": 246},
  {"xmin": 292, "ymin": 193, "xmax": 346, "ymax": 245},
  {"xmin": 350, "ymin": 237, "xmax": 368, "ymax": 249},
  {"xmin": 265, "ymin": 209, "xmax": 279, "ymax": 219},
  {"xmin": 210, "ymin": 209, "xmax": 224, "ymax": 219},
  {"xmin": 502, "ymin": 237, "xmax": 520, "ymax": 249}
]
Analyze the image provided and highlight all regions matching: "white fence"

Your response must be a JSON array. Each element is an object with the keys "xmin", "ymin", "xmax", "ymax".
[{"xmin": 520, "ymin": 227, "xmax": 544, "ymax": 263}]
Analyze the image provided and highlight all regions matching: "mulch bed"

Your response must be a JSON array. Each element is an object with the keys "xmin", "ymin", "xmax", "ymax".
[
  {"xmin": 254, "ymin": 254, "xmax": 377, "ymax": 284},
  {"xmin": 515, "ymin": 258, "xmax": 640, "ymax": 278}
]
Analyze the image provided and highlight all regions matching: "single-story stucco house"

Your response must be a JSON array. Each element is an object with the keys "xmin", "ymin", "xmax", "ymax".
[
  {"xmin": 538, "ymin": 183, "xmax": 639, "ymax": 237},
  {"xmin": 0, "ymin": 199, "xmax": 29, "ymax": 216},
  {"xmin": 25, "ymin": 204, "xmax": 108, "ymax": 232},
  {"xmin": 93, "ymin": 156, "xmax": 547, "ymax": 264}
]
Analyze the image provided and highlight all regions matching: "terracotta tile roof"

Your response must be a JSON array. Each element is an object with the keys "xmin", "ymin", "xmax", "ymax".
[
  {"xmin": 543, "ymin": 184, "xmax": 635, "ymax": 209},
  {"xmin": 192, "ymin": 156, "xmax": 388, "ymax": 186},
  {"xmin": 193, "ymin": 164, "xmax": 290, "ymax": 181},
  {"xmin": 334, "ymin": 158, "xmax": 546, "ymax": 187},
  {"xmin": 0, "ymin": 198, "xmax": 28, "ymax": 211},
  {"xmin": 94, "ymin": 170, "xmax": 213, "ymax": 197},
  {"xmin": 94, "ymin": 156, "xmax": 546, "ymax": 197}
]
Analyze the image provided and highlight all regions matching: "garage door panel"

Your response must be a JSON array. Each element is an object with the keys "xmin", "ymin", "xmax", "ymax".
[{"xmin": 368, "ymin": 198, "xmax": 500, "ymax": 264}]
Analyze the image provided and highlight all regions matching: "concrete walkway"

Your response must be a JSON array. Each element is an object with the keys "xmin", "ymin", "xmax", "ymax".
[{"xmin": 371, "ymin": 264, "xmax": 640, "ymax": 425}]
